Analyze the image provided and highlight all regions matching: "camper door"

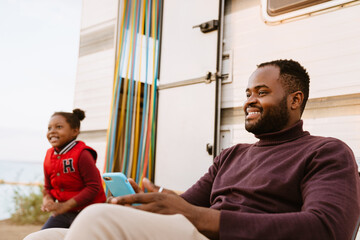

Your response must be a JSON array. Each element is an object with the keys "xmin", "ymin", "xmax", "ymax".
[{"xmin": 155, "ymin": 0, "xmax": 220, "ymax": 191}]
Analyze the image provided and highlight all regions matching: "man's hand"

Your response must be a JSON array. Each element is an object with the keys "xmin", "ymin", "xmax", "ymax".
[{"xmin": 107, "ymin": 178, "xmax": 220, "ymax": 239}]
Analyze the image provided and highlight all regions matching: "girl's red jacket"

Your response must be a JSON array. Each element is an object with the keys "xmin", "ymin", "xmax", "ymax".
[{"xmin": 44, "ymin": 141, "xmax": 106, "ymax": 211}]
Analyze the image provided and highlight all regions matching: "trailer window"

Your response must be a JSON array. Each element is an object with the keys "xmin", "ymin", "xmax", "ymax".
[
  {"xmin": 261, "ymin": 0, "xmax": 357, "ymax": 23},
  {"xmin": 267, "ymin": 0, "xmax": 330, "ymax": 16}
]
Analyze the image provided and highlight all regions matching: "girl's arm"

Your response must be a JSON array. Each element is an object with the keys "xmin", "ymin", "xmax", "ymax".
[
  {"xmin": 42, "ymin": 165, "xmax": 56, "ymax": 211},
  {"xmin": 49, "ymin": 198, "xmax": 77, "ymax": 216},
  {"xmin": 72, "ymin": 150, "xmax": 103, "ymax": 206},
  {"xmin": 41, "ymin": 191, "xmax": 55, "ymax": 212},
  {"xmin": 46, "ymin": 150, "xmax": 103, "ymax": 216}
]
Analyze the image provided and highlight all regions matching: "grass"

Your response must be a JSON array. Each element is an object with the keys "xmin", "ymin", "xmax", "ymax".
[{"xmin": 10, "ymin": 185, "xmax": 50, "ymax": 225}]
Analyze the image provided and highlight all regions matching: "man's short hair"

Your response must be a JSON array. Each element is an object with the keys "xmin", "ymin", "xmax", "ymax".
[{"xmin": 258, "ymin": 59, "xmax": 310, "ymax": 114}]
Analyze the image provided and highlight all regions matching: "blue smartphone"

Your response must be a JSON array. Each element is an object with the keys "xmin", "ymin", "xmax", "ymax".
[{"xmin": 102, "ymin": 172, "xmax": 136, "ymax": 197}]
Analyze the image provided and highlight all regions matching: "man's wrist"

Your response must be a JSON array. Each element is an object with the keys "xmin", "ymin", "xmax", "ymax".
[{"xmin": 187, "ymin": 206, "xmax": 220, "ymax": 239}]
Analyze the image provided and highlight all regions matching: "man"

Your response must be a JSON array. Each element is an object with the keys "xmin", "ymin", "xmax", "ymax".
[{"xmin": 25, "ymin": 59, "xmax": 360, "ymax": 240}]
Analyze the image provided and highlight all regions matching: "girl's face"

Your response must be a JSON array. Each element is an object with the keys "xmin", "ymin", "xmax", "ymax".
[{"xmin": 47, "ymin": 115, "xmax": 79, "ymax": 149}]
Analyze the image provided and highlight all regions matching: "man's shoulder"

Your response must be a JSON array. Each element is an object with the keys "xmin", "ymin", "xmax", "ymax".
[
  {"xmin": 304, "ymin": 135, "xmax": 355, "ymax": 160},
  {"xmin": 305, "ymin": 134, "xmax": 349, "ymax": 148}
]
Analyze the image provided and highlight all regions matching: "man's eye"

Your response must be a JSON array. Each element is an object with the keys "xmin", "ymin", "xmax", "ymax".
[
  {"xmin": 56, "ymin": 126, "xmax": 62, "ymax": 129},
  {"xmin": 259, "ymin": 91, "xmax": 267, "ymax": 96}
]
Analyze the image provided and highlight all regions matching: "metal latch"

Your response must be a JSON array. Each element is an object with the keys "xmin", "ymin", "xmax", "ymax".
[
  {"xmin": 206, "ymin": 143, "xmax": 213, "ymax": 155},
  {"xmin": 205, "ymin": 71, "xmax": 217, "ymax": 83},
  {"xmin": 193, "ymin": 20, "xmax": 218, "ymax": 33}
]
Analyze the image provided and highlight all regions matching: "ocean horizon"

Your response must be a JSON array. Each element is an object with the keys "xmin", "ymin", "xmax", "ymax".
[{"xmin": 0, "ymin": 160, "xmax": 43, "ymax": 220}]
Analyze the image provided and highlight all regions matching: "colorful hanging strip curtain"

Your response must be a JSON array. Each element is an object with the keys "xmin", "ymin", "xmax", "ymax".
[{"xmin": 104, "ymin": 0, "xmax": 162, "ymax": 187}]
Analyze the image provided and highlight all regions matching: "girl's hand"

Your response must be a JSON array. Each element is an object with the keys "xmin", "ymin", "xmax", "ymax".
[
  {"xmin": 41, "ymin": 195, "xmax": 55, "ymax": 212},
  {"xmin": 50, "ymin": 198, "xmax": 77, "ymax": 216}
]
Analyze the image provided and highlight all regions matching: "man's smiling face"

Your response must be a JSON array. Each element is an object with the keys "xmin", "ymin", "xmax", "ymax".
[{"xmin": 244, "ymin": 65, "xmax": 291, "ymax": 135}]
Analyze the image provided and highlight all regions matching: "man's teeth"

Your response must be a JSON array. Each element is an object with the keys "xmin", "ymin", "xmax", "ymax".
[{"xmin": 248, "ymin": 112, "xmax": 260, "ymax": 115}]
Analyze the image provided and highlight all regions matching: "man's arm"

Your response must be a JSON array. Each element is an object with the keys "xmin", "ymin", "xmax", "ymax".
[{"xmin": 218, "ymin": 140, "xmax": 360, "ymax": 239}]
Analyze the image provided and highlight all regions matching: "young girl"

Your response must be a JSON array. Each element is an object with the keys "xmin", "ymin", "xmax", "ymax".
[{"xmin": 41, "ymin": 108, "xmax": 106, "ymax": 229}]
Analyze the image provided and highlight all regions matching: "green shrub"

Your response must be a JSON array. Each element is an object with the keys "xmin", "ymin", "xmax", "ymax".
[{"xmin": 10, "ymin": 185, "xmax": 50, "ymax": 225}]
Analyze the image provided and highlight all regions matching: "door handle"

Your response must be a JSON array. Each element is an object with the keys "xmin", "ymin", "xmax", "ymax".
[{"xmin": 206, "ymin": 143, "xmax": 213, "ymax": 155}]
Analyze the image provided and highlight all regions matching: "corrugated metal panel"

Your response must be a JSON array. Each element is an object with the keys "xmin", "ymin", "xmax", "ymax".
[
  {"xmin": 73, "ymin": 0, "xmax": 119, "ymax": 169},
  {"xmin": 74, "ymin": 0, "xmax": 118, "ymax": 132},
  {"xmin": 74, "ymin": 49, "xmax": 115, "ymax": 131},
  {"xmin": 79, "ymin": 25, "xmax": 115, "ymax": 57},
  {"xmin": 78, "ymin": 130, "xmax": 107, "ymax": 171}
]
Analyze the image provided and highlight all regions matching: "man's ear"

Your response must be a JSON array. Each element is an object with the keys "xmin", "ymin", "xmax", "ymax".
[{"xmin": 289, "ymin": 91, "xmax": 304, "ymax": 110}]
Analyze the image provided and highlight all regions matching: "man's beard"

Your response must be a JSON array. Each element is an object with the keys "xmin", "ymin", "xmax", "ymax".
[{"xmin": 245, "ymin": 97, "xmax": 290, "ymax": 135}]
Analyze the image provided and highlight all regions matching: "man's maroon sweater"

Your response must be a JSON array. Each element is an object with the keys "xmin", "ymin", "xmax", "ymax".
[{"xmin": 182, "ymin": 120, "xmax": 360, "ymax": 239}]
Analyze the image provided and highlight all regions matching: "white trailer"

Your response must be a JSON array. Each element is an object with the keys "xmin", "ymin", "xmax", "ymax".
[
  {"xmin": 155, "ymin": 0, "xmax": 360, "ymax": 191},
  {"xmin": 74, "ymin": 0, "xmax": 360, "ymax": 192}
]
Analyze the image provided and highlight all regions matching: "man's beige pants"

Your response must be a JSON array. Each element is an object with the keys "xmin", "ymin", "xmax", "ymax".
[{"xmin": 24, "ymin": 204, "xmax": 209, "ymax": 240}]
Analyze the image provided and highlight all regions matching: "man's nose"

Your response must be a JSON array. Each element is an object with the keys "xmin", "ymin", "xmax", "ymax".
[{"xmin": 245, "ymin": 94, "xmax": 258, "ymax": 106}]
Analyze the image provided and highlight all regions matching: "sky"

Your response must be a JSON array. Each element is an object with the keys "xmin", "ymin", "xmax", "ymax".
[{"xmin": 0, "ymin": 0, "xmax": 82, "ymax": 162}]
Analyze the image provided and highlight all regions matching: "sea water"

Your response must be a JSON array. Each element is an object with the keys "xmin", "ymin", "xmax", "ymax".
[{"xmin": 0, "ymin": 160, "xmax": 43, "ymax": 220}]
